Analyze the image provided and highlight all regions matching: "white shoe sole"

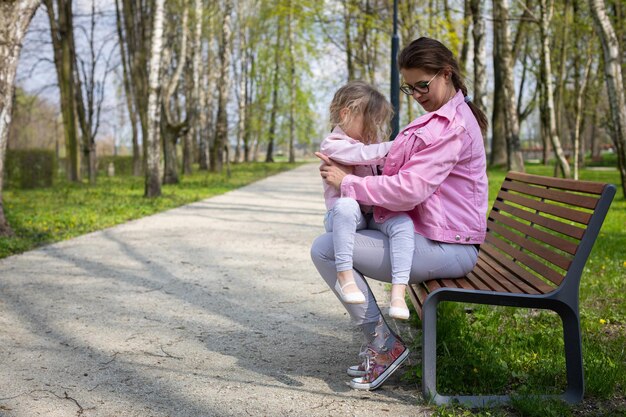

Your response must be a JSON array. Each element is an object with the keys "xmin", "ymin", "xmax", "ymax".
[
  {"xmin": 347, "ymin": 365, "xmax": 366, "ymax": 377},
  {"xmin": 349, "ymin": 348, "xmax": 410, "ymax": 391}
]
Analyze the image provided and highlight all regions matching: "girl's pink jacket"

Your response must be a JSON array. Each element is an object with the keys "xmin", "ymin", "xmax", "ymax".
[
  {"xmin": 319, "ymin": 127, "xmax": 392, "ymax": 211},
  {"xmin": 340, "ymin": 90, "xmax": 488, "ymax": 245}
]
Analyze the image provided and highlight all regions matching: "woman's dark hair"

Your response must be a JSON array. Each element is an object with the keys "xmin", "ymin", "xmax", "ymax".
[{"xmin": 398, "ymin": 37, "xmax": 488, "ymax": 134}]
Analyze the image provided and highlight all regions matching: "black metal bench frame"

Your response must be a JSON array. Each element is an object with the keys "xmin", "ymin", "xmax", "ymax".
[{"xmin": 408, "ymin": 171, "xmax": 616, "ymax": 406}]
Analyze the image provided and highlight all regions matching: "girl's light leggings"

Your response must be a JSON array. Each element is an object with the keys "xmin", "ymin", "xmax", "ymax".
[
  {"xmin": 324, "ymin": 198, "xmax": 414, "ymax": 285},
  {"xmin": 310, "ymin": 226, "xmax": 479, "ymax": 325}
]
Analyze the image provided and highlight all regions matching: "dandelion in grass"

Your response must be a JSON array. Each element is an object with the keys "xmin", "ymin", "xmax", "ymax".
[{"xmin": 599, "ymin": 319, "xmax": 607, "ymax": 325}]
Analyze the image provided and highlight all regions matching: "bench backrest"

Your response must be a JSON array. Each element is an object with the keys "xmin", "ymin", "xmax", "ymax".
[{"xmin": 478, "ymin": 171, "xmax": 616, "ymax": 298}]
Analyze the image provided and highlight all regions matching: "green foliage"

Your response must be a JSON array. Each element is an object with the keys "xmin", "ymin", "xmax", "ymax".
[
  {"xmin": 0, "ymin": 162, "xmax": 300, "ymax": 259},
  {"xmin": 4, "ymin": 149, "xmax": 57, "ymax": 189},
  {"xmin": 406, "ymin": 164, "xmax": 626, "ymax": 415}
]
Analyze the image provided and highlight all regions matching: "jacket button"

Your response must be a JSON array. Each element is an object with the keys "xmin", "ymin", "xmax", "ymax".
[
  {"xmin": 455, "ymin": 235, "xmax": 461, "ymax": 241},
  {"xmin": 465, "ymin": 237, "xmax": 471, "ymax": 242},
  {"xmin": 403, "ymin": 131, "xmax": 409, "ymax": 135}
]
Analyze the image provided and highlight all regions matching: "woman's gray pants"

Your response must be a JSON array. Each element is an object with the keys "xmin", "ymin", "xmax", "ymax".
[{"xmin": 310, "ymin": 228, "xmax": 479, "ymax": 325}]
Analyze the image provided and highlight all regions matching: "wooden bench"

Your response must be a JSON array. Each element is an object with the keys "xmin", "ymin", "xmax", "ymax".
[{"xmin": 408, "ymin": 171, "xmax": 616, "ymax": 406}]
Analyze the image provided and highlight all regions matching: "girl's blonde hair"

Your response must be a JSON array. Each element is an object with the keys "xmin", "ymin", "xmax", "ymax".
[{"xmin": 329, "ymin": 81, "xmax": 394, "ymax": 144}]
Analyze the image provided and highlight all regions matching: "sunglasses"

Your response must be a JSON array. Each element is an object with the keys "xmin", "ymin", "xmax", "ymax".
[{"xmin": 399, "ymin": 70, "xmax": 441, "ymax": 96}]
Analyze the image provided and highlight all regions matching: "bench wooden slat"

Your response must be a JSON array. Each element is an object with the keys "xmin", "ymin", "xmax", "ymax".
[
  {"xmin": 479, "ymin": 243, "xmax": 554, "ymax": 293},
  {"xmin": 407, "ymin": 284, "xmax": 423, "ymax": 319},
  {"xmin": 506, "ymin": 171, "xmax": 607, "ymax": 194},
  {"xmin": 502, "ymin": 180, "xmax": 599, "ymax": 209},
  {"xmin": 497, "ymin": 190, "xmax": 592, "ymax": 225},
  {"xmin": 456, "ymin": 278, "xmax": 474, "ymax": 290},
  {"xmin": 487, "ymin": 217, "xmax": 572, "ymax": 271},
  {"xmin": 485, "ymin": 233, "xmax": 564, "ymax": 286},
  {"xmin": 493, "ymin": 200, "xmax": 584, "ymax": 246},
  {"xmin": 473, "ymin": 258, "xmax": 523, "ymax": 293},
  {"xmin": 426, "ymin": 280, "xmax": 442, "ymax": 291},
  {"xmin": 464, "ymin": 271, "xmax": 493, "ymax": 290}
]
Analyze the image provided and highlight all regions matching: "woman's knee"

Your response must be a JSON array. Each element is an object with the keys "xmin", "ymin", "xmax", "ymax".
[{"xmin": 310, "ymin": 233, "xmax": 333, "ymax": 263}]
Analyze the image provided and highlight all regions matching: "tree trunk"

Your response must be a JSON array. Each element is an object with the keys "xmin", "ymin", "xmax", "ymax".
[
  {"xmin": 266, "ymin": 17, "xmax": 282, "ymax": 164},
  {"xmin": 0, "ymin": 0, "xmax": 40, "ymax": 236},
  {"xmin": 144, "ymin": 0, "xmax": 165, "ymax": 198},
  {"xmin": 539, "ymin": 0, "xmax": 570, "ymax": 177},
  {"xmin": 115, "ymin": 0, "xmax": 141, "ymax": 176},
  {"xmin": 493, "ymin": 0, "xmax": 524, "ymax": 172},
  {"xmin": 234, "ymin": 0, "xmax": 246, "ymax": 164},
  {"xmin": 44, "ymin": 0, "xmax": 81, "ymax": 182},
  {"xmin": 343, "ymin": 0, "xmax": 354, "ymax": 80},
  {"xmin": 120, "ymin": 0, "xmax": 152, "ymax": 182},
  {"xmin": 210, "ymin": 0, "xmax": 233, "ymax": 173},
  {"xmin": 470, "ymin": 0, "xmax": 487, "ymax": 150},
  {"xmin": 185, "ymin": 0, "xmax": 203, "ymax": 175},
  {"xmin": 573, "ymin": 56, "xmax": 592, "ymax": 180},
  {"xmin": 459, "ymin": 0, "xmax": 471, "ymax": 71},
  {"xmin": 288, "ymin": 0, "xmax": 296, "ymax": 163},
  {"xmin": 160, "ymin": 5, "xmax": 189, "ymax": 185},
  {"xmin": 490, "ymin": 0, "xmax": 508, "ymax": 167},
  {"xmin": 590, "ymin": 0, "xmax": 626, "ymax": 196}
]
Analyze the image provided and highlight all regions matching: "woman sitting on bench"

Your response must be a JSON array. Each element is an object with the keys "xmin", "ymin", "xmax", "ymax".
[{"xmin": 311, "ymin": 36, "xmax": 489, "ymax": 391}]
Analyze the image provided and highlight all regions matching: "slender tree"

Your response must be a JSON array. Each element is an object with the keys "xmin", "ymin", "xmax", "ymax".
[
  {"xmin": 0, "ymin": 0, "xmax": 41, "ymax": 236},
  {"xmin": 114, "ymin": 0, "xmax": 141, "ymax": 175},
  {"xmin": 144, "ymin": 0, "xmax": 165, "ymax": 197},
  {"xmin": 537, "ymin": 0, "xmax": 570, "ymax": 177},
  {"xmin": 493, "ymin": 0, "xmax": 525, "ymax": 171},
  {"xmin": 470, "ymin": 0, "xmax": 487, "ymax": 149},
  {"xmin": 590, "ymin": 0, "xmax": 626, "ymax": 196},
  {"xmin": 210, "ymin": 0, "xmax": 233, "ymax": 173},
  {"xmin": 43, "ymin": 0, "xmax": 81, "ymax": 181},
  {"xmin": 160, "ymin": 4, "xmax": 189, "ymax": 185}
]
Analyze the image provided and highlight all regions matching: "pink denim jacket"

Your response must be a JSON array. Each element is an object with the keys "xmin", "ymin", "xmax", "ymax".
[
  {"xmin": 340, "ymin": 90, "xmax": 488, "ymax": 244},
  {"xmin": 320, "ymin": 127, "xmax": 392, "ymax": 210}
]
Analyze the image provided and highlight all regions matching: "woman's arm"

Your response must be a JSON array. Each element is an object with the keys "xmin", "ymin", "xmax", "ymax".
[
  {"xmin": 320, "ymin": 137, "xmax": 392, "ymax": 165},
  {"xmin": 339, "ymin": 129, "xmax": 465, "ymax": 212}
]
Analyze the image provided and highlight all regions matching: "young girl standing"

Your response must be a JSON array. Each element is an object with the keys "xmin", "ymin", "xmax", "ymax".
[{"xmin": 319, "ymin": 81, "xmax": 413, "ymax": 320}]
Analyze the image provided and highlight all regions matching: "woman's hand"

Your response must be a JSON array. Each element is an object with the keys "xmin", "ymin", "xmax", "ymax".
[{"xmin": 315, "ymin": 152, "xmax": 353, "ymax": 190}]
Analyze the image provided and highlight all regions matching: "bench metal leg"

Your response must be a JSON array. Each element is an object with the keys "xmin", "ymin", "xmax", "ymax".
[
  {"xmin": 421, "ymin": 291, "xmax": 585, "ymax": 406},
  {"xmin": 559, "ymin": 305, "xmax": 585, "ymax": 404}
]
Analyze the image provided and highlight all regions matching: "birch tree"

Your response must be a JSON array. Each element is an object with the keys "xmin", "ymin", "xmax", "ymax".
[
  {"xmin": 145, "ymin": 0, "xmax": 165, "ymax": 197},
  {"xmin": 493, "ymin": 0, "xmax": 525, "ymax": 171},
  {"xmin": 590, "ymin": 0, "xmax": 626, "ymax": 196},
  {"xmin": 210, "ymin": 0, "xmax": 233, "ymax": 173},
  {"xmin": 0, "ymin": 0, "xmax": 41, "ymax": 236},
  {"xmin": 160, "ymin": 4, "xmax": 189, "ymax": 185},
  {"xmin": 470, "ymin": 0, "xmax": 487, "ymax": 149},
  {"xmin": 185, "ymin": 0, "xmax": 203, "ymax": 174},
  {"xmin": 538, "ymin": 0, "xmax": 570, "ymax": 177}
]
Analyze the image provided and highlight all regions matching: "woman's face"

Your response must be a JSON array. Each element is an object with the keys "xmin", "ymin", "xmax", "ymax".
[{"xmin": 400, "ymin": 67, "xmax": 455, "ymax": 113}]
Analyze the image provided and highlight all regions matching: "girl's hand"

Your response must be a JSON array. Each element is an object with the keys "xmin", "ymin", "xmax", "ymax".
[{"xmin": 315, "ymin": 152, "xmax": 353, "ymax": 190}]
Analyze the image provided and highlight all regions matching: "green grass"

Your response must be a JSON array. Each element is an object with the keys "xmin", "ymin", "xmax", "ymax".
[
  {"xmin": 405, "ymin": 163, "xmax": 626, "ymax": 416},
  {"xmin": 0, "ymin": 162, "xmax": 300, "ymax": 258}
]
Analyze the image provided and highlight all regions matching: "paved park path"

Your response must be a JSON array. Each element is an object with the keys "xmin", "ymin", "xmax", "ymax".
[{"xmin": 0, "ymin": 164, "xmax": 429, "ymax": 417}]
